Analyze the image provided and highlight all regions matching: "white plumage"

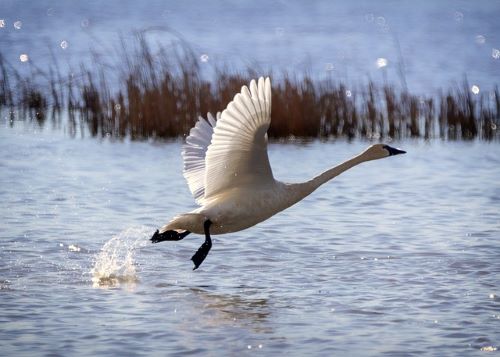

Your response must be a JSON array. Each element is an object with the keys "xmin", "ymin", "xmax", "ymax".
[
  {"xmin": 182, "ymin": 77, "xmax": 273, "ymax": 206},
  {"xmin": 182, "ymin": 112, "xmax": 218, "ymax": 204},
  {"xmin": 153, "ymin": 77, "xmax": 405, "ymax": 269}
]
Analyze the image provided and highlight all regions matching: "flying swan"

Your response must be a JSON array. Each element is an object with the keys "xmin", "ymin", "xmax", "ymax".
[{"xmin": 151, "ymin": 77, "xmax": 405, "ymax": 270}]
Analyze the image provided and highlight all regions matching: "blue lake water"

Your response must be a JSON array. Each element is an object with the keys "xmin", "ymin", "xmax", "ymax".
[
  {"xmin": 1, "ymin": 0, "xmax": 500, "ymax": 93},
  {"xmin": 1, "ymin": 1, "xmax": 500, "ymax": 354},
  {"xmin": 1, "ymin": 120, "xmax": 499, "ymax": 355}
]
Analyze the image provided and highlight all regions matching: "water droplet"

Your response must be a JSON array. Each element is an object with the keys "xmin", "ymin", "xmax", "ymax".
[
  {"xmin": 325, "ymin": 63, "xmax": 334, "ymax": 72},
  {"xmin": 46, "ymin": 8, "xmax": 54, "ymax": 16},
  {"xmin": 200, "ymin": 54, "xmax": 209, "ymax": 63},
  {"xmin": 345, "ymin": 90, "xmax": 352, "ymax": 97},
  {"xmin": 114, "ymin": 104, "xmax": 121, "ymax": 111},
  {"xmin": 471, "ymin": 85, "xmax": 480, "ymax": 95},
  {"xmin": 454, "ymin": 11, "xmax": 464, "ymax": 23},
  {"xmin": 14, "ymin": 20, "xmax": 22, "ymax": 30},
  {"xmin": 68, "ymin": 244, "xmax": 81, "ymax": 252},
  {"xmin": 475, "ymin": 35, "xmax": 486, "ymax": 45},
  {"xmin": 19, "ymin": 54, "xmax": 29, "ymax": 62},
  {"xmin": 60, "ymin": 40, "xmax": 68, "ymax": 50},
  {"xmin": 376, "ymin": 57, "xmax": 388, "ymax": 68},
  {"xmin": 434, "ymin": 320, "xmax": 439, "ymax": 323},
  {"xmin": 0, "ymin": 19, "xmax": 5, "ymax": 28},
  {"xmin": 81, "ymin": 19, "xmax": 89, "ymax": 28},
  {"xmin": 492, "ymin": 48, "xmax": 500, "ymax": 60},
  {"xmin": 258, "ymin": 344, "xmax": 263, "ymax": 349},
  {"xmin": 480, "ymin": 346, "xmax": 497, "ymax": 352},
  {"xmin": 376, "ymin": 16, "xmax": 386, "ymax": 26},
  {"xmin": 489, "ymin": 293, "xmax": 496, "ymax": 299},
  {"xmin": 247, "ymin": 345, "xmax": 252, "ymax": 350},
  {"xmin": 59, "ymin": 243, "xmax": 64, "ymax": 247},
  {"xmin": 275, "ymin": 27, "xmax": 284, "ymax": 37},
  {"xmin": 364, "ymin": 13, "xmax": 374, "ymax": 23}
]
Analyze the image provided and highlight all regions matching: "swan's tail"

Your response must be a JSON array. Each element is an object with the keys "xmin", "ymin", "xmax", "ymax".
[{"xmin": 159, "ymin": 213, "xmax": 206, "ymax": 235}]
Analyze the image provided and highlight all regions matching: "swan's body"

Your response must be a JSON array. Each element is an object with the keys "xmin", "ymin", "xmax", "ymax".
[
  {"xmin": 151, "ymin": 77, "xmax": 405, "ymax": 269},
  {"xmin": 165, "ymin": 181, "xmax": 304, "ymax": 235}
]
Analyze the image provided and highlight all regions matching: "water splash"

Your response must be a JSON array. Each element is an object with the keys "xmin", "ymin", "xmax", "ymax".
[{"xmin": 91, "ymin": 226, "xmax": 150, "ymax": 288}]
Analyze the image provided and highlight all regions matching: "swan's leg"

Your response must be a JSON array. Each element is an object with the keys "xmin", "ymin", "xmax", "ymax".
[
  {"xmin": 150, "ymin": 229, "xmax": 190, "ymax": 243},
  {"xmin": 191, "ymin": 220, "xmax": 212, "ymax": 270}
]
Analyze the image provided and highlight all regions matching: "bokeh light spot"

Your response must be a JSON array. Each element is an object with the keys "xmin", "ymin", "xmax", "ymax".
[
  {"xmin": 475, "ymin": 35, "xmax": 486, "ymax": 45},
  {"xmin": 454, "ymin": 11, "xmax": 464, "ymax": 23},
  {"xmin": 200, "ymin": 54, "xmax": 209, "ymax": 63},
  {"xmin": 376, "ymin": 58, "xmax": 388, "ymax": 68}
]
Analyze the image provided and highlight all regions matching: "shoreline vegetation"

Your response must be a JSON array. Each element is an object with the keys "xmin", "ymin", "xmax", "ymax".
[{"xmin": 0, "ymin": 33, "xmax": 498, "ymax": 141}]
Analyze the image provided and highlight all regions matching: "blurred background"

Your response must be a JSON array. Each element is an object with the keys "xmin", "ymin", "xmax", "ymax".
[
  {"xmin": 2, "ymin": 0, "xmax": 500, "ymax": 91},
  {"xmin": 1, "ymin": 0, "xmax": 499, "ymax": 140}
]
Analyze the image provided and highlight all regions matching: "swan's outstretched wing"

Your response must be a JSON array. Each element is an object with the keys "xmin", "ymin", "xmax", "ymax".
[
  {"xmin": 182, "ymin": 112, "xmax": 218, "ymax": 205},
  {"xmin": 203, "ymin": 77, "xmax": 274, "ymax": 201}
]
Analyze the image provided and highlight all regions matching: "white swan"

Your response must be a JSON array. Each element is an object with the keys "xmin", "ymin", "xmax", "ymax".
[{"xmin": 151, "ymin": 77, "xmax": 406, "ymax": 270}]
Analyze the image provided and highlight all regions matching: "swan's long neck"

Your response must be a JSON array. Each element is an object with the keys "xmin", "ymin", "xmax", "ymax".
[
  {"xmin": 283, "ymin": 152, "xmax": 368, "ymax": 207},
  {"xmin": 311, "ymin": 153, "xmax": 368, "ymax": 190}
]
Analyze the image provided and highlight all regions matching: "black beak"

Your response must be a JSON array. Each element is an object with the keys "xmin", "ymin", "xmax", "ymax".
[{"xmin": 383, "ymin": 145, "xmax": 406, "ymax": 156}]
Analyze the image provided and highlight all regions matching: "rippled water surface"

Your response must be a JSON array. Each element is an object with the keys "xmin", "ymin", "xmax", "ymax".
[{"xmin": 1, "ymin": 124, "xmax": 499, "ymax": 355}]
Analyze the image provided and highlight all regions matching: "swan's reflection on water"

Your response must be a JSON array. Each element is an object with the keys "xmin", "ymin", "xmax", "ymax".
[{"xmin": 187, "ymin": 287, "xmax": 272, "ymax": 334}]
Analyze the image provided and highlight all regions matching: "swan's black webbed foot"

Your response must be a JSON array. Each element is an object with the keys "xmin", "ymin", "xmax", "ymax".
[
  {"xmin": 191, "ymin": 220, "xmax": 212, "ymax": 270},
  {"xmin": 151, "ymin": 229, "xmax": 190, "ymax": 243}
]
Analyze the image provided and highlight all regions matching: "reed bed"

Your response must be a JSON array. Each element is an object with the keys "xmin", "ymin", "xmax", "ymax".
[{"xmin": 1, "ymin": 35, "xmax": 498, "ymax": 141}]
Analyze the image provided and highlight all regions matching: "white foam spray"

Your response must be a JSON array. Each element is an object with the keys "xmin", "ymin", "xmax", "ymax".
[{"xmin": 91, "ymin": 226, "xmax": 150, "ymax": 288}]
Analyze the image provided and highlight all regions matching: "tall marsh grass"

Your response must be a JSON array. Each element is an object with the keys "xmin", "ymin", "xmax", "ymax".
[{"xmin": 1, "ymin": 34, "xmax": 498, "ymax": 141}]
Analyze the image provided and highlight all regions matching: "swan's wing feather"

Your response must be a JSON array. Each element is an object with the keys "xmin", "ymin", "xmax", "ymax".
[
  {"xmin": 204, "ymin": 77, "xmax": 273, "ymax": 200},
  {"xmin": 182, "ymin": 112, "xmax": 219, "ymax": 205}
]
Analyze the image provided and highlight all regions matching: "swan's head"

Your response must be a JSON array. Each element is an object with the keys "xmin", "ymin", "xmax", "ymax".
[{"xmin": 363, "ymin": 144, "xmax": 406, "ymax": 161}]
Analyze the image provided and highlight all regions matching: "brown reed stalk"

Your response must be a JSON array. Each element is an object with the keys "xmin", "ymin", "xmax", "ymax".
[{"xmin": 0, "ymin": 33, "xmax": 498, "ymax": 141}]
